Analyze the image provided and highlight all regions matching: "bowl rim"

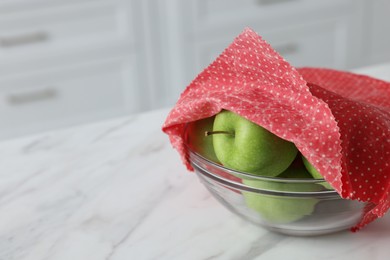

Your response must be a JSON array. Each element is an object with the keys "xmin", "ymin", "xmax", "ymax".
[
  {"xmin": 183, "ymin": 122, "xmax": 327, "ymax": 183},
  {"xmin": 188, "ymin": 148, "xmax": 341, "ymax": 197},
  {"xmin": 187, "ymin": 145, "xmax": 328, "ymax": 183}
]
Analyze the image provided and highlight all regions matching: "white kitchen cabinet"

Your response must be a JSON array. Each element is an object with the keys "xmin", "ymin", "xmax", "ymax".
[
  {"xmin": 0, "ymin": 1, "xmax": 133, "ymax": 57},
  {"xmin": 160, "ymin": 0, "xmax": 369, "ymax": 107},
  {"xmin": 0, "ymin": 0, "xmax": 389, "ymax": 140},
  {"xmin": 192, "ymin": 18, "xmax": 359, "ymax": 76},
  {"xmin": 0, "ymin": 0, "xmax": 150, "ymax": 139},
  {"xmin": 0, "ymin": 54, "xmax": 138, "ymax": 139}
]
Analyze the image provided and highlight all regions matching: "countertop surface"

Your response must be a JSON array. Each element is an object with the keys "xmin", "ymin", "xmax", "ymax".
[{"xmin": 1, "ymin": 63, "xmax": 390, "ymax": 260}]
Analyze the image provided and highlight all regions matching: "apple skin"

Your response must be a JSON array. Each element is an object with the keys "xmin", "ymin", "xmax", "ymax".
[
  {"xmin": 301, "ymin": 157, "xmax": 322, "ymax": 179},
  {"xmin": 302, "ymin": 156, "xmax": 333, "ymax": 190},
  {"xmin": 212, "ymin": 110, "xmax": 298, "ymax": 177},
  {"xmin": 187, "ymin": 116, "xmax": 220, "ymax": 163},
  {"xmin": 242, "ymin": 165, "xmax": 321, "ymax": 223}
]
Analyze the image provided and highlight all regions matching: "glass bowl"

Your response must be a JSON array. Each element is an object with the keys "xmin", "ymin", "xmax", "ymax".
[{"xmin": 188, "ymin": 148, "xmax": 366, "ymax": 236}]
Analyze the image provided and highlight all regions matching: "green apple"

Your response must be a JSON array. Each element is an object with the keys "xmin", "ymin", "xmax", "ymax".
[
  {"xmin": 187, "ymin": 116, "xmax": 220, "ymax": 163},
  {"xmin": 302, "ymin": 156, "xmax": 333, "ymax": 190},
  {"xmin": 242, "ymin": 164, "xmax": 321, "ymax": 223},
  {"xmin": 210, "ymin": 110, "xmax": 298, "ymax": 176},
  {"xmin": 301, "ymin": 156, "xmax": 322, "ymax": 179}
]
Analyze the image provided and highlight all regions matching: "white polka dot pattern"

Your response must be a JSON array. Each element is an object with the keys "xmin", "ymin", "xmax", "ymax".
[
  {"xmin": 299, "ymin": 69, "xmax": 390, "ymax": 231},
  {"xmin": 162, "ymin": 28, "xmax": 390, "ymax": 231}
]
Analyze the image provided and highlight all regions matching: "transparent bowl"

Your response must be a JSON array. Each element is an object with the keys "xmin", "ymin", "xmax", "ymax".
[{"xmin": 188, "ymin": 148, "xmax": 366, "ymax": 236}]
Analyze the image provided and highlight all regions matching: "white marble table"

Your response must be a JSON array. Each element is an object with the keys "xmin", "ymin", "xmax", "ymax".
[{"xmin": 1, "ymin": 63, "xmax": 390, "ymax": 260}]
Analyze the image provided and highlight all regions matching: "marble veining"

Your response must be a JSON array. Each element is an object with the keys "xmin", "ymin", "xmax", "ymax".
[{"xmin": 1, "ymin": 63, "xmax": 390, "ymax": 260}]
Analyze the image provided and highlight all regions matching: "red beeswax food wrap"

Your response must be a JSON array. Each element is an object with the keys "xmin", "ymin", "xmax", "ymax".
[{"xmin": 162, "ymin": 28, "xmax": 390, "ymax": 231}]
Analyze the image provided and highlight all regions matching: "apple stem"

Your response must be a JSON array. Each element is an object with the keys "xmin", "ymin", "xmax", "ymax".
[{"xmin": 205, "ymin": 131, "xmax": 234, "ymax": 137}]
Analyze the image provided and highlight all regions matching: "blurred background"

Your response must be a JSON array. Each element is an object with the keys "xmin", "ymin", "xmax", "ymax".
[{"xmin": 0, "ymin": 0, "xmax": 389, "ymax": 140}]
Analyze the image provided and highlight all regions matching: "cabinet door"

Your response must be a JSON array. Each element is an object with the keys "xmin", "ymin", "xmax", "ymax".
[
  {"xmin": 0, "ymin": 0, "xmax": 135, "ymax": 60},
  {"xmin": 191, "ymin": 0, "xmax": 355, "ymax": 30},
  {"xmin": 193, "ymin": 19, "xmax": 352, "ymax": 74},
  {"xmin": 0, "ymin": 57, "xmax": 138, "ymax": 139},
  {"xmin": 162, "ymin": 0, "xmax": 365, "ymax": 106}
]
